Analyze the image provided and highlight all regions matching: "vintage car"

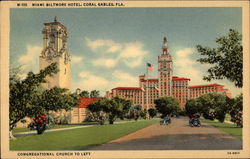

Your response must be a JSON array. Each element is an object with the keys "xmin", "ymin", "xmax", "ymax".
[
  {"xmin": 160, "ymin": 116, "xmax": 171, "ymax": 125},
  {"xmin": 189, "ymin": 114, "xmax": 201, "ymax": 127}
]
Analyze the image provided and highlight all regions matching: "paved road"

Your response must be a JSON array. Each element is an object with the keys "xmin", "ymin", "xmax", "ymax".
[{"xmin": 92, "ymin": 117, "xmax": 242, "ymax": 150}]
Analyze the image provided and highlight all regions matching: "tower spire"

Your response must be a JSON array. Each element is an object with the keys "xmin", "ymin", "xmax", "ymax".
[
  {"xmin": 163, "ymin": 37, "xmax": 167, "ymax": 44},
  {"xmin": 162, "ymin": 37, "xmax": 168, "ymax": 55}
]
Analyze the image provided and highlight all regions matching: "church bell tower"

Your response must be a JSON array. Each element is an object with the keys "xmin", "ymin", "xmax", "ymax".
[
  {"xmin": 39, "ymin": 17, "xmax": 71, "ymax": 89},
  {"xmin": 158, "ymin": 37, "xmax": 173, "ymax": 97}
]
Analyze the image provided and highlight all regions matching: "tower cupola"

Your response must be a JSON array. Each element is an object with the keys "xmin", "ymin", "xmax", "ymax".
[{"xmin": 162, "ymin": 37, "xmax": 168, "ymax": 55}]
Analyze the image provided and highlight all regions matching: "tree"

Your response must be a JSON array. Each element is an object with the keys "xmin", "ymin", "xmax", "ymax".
[
  {"xmin": 25, "ymin": 87, "xmax": 78, "ymax": 134},
  {"xmin": 9, "ymin": 63, "xmax": 58, "ymax": 134},
  {"xmin": 127, "ymin": 105, "xmax": 141, "ymax": 121},
  {"xmin": 185, "ymin": 99, "xmax": 202, "ymax": 116},
  {"xmin": 196, "ymin": 93, "xmax": 228, "ymax": 122},
  {"xmin": 196, "ymin": 29, "xmax": 242, "ymax": 88},
  {"xmin": 88, "ymin": 99, "xmax": 108, "ymax": 125},
  {"xmin": 154, "ymin": 97, "xmax": 179, "ymax": 118},
  {"xmin": 79, "ymin": 90, "xmax": 90, "ymax": 98},
  {"xmin": 172, "ymin": 106, "xmax": 182, "ymax": 117},
  {"xmin": 140, "ymin": 109, "xmax": 147, "ymax": 119},
  {"xmin": 88, "ymin": 97, "xmax": 131, "ymax": 124},
  {"xmin": 229, "ymin": 94, "xmax": 243, "ymax": 127},
  {"xmin": 9, "ymin": 63, "xmax": 79, "ymax": 136},
  {"xmin": 196, "ymin": 94, "xmax": 216, "ymax": 120},
  {"xmin": 90, "ymin": 90, "xmax": 100, "ymax": 98},
  {"xmin": 148, "ymin": 108, "xmax": 157, "ymax": 118},
  {"xmin": 119, "ymin": 99, "xmax": 132, "ymax": 120},
  {"xmin": 9, "ymin": 65, "xmax": 23, "ymax": 85},
  {"xmin": 78, "ymin": 90, "xmax": 100, "ymax": 98},
  {"xmin": 36, "ymin": 87, "xmax": 79, "ymax": 113},
  {"xmin": 104, "ymin": 97, "xmax": 131, "ymax": 124}
]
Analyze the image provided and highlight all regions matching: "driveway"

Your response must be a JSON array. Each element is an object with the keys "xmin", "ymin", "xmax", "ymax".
[{"xmin": 92, "ymin": 117, "xmax": 242, "ymax": 150}]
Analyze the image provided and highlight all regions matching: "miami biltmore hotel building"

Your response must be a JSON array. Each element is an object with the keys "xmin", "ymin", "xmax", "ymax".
[{"xmin": 105, "ymin": 38, "xmax": 232, "ymax": 110}]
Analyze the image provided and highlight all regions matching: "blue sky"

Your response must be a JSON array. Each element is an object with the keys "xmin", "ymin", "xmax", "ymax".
[{"xmin": 10, "ymin": 7, "xmax": 242, "ymax": 96}]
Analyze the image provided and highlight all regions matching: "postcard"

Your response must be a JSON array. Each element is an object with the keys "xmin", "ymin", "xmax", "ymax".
[{"xmin": 1, "ymin": 0, "xmax": 249, "ymax": 158}]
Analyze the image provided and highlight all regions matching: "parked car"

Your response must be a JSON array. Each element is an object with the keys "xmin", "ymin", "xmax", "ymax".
[
  {"xmin": 189, "ymin": 114, "xmax": 201, "ymax": 127},
  {"xmin": 160, "ymin": 116, "xmax": 171, "ymax": 125}
]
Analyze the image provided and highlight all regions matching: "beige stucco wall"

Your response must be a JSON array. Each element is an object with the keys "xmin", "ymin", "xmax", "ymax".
[
  {"xmin": 39, "ymin": 54, "xmax": 70, "ymax": 90},
  {"xmin": 16, "ymin": 117, "xmax": 32, "ymax": 128},
  {"xmin": 70, "ymin": 107, "xmax": 88, "ymax": 124}
]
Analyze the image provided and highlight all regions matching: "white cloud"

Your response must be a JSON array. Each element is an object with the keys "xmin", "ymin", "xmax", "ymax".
[
  {"xmin": 85, "ymin": 37, "xmax": 148, "ymax": 68},
  {"xmin": 106, "ymin": 44, "xmax": 122, "ymax": 53},
  {"xmin": 92, "ymin": 58, "xmax": 118, "ymax": 68},
  {"xmin": 71, "ymin": 55, "xmax": 83, "ymax": 64},
  {"xmin": 73, "ymin": 70, "xmax": 138, "ymax": 96},
  {"xmin": 18, "ymin": 45, "xmax": 42, "ymax": 72},
  {"xmin": 175, "ymin": 48, "xmax": 194, "ymax": 58},
  {"xmin": 111, "ymin": 70, "xmax": 138, "ymax": 87},
  {"xmin": 174, "ymin": 47, "xmax": 208, "ymax": 85},
  {"xmin": 77, "ymin": 71, "xmax": 109, "ymax": 91},
  {"xmin": 119, "ymin": 42, "xmax": 147, "ymax": 58},
  {"xmin": 119, "ymin": 42, "xmax": 148, "ymax": 68},
  {"xmin": 123, "ymin": 57, "xmax": 143, "ymax": 68},
  {"xmin": 174, "ymin": 48, "xmax": 196, "ymax": 66},
  {"xmin": 85, "ymin": 37, "xmax": 122, "ymax": 53}
]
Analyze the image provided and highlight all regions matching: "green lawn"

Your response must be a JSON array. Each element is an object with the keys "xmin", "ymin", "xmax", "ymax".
[
  {"xmin": 12, "ymin": 127, "xmax": 31, "ymax": 134},
  {"xmin": 13, "ymin": 122, "xmax": 98, "ymax": 134},
  {"xmin": 12, "ymin": 119, "xmax": 143, "ymax": 134},
  {"xmin": 10, "ymin": 119, "xmax": 159, "ymax": 150},
  {"xmin": 201, "ymin": 118, "xmax": 242, "ymax": 140}
]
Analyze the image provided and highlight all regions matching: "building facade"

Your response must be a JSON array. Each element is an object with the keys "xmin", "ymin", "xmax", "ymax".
[
  {"xmin": 71, "ymin": 98, "xmax": 102, "ymax": 123},
  {"xmin": 172, "ymin": 76, "xmax": 190, "ymax": 109},
  {"xmin": 106, "ymin": 37, "xmax": 231, "ymax": 110},
  {"xmin": 189, "ymin": 83, "xmax": 232, "ymax": 99}
]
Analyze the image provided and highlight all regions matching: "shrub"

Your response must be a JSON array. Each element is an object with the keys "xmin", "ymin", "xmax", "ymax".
[
  {"xmin": 148, "ymin": 108, "xmax": 157, "ymax": 118},
  {"xmin": 28, "ymin": 114, "xmax": 47, "ymax": 134},
  {"xmin": 85, "ymin": 111, "xmax": 106, "ymax": 125}
]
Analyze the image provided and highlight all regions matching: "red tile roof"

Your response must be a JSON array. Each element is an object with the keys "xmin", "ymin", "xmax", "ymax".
[
  {"xmin": 113, "ymin": 87, "xmax": 142, "ymax": 91},
  {"xmin": 76, "ymin": 98, "xmax": 102, "ymax": 108},
  {"xmin": 172, "ymin": 77, "xmax": 190, "ymax": 81},
  {"xmin": 188, "ymin": 83, "xmax": 223, "ymax": 88}
]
